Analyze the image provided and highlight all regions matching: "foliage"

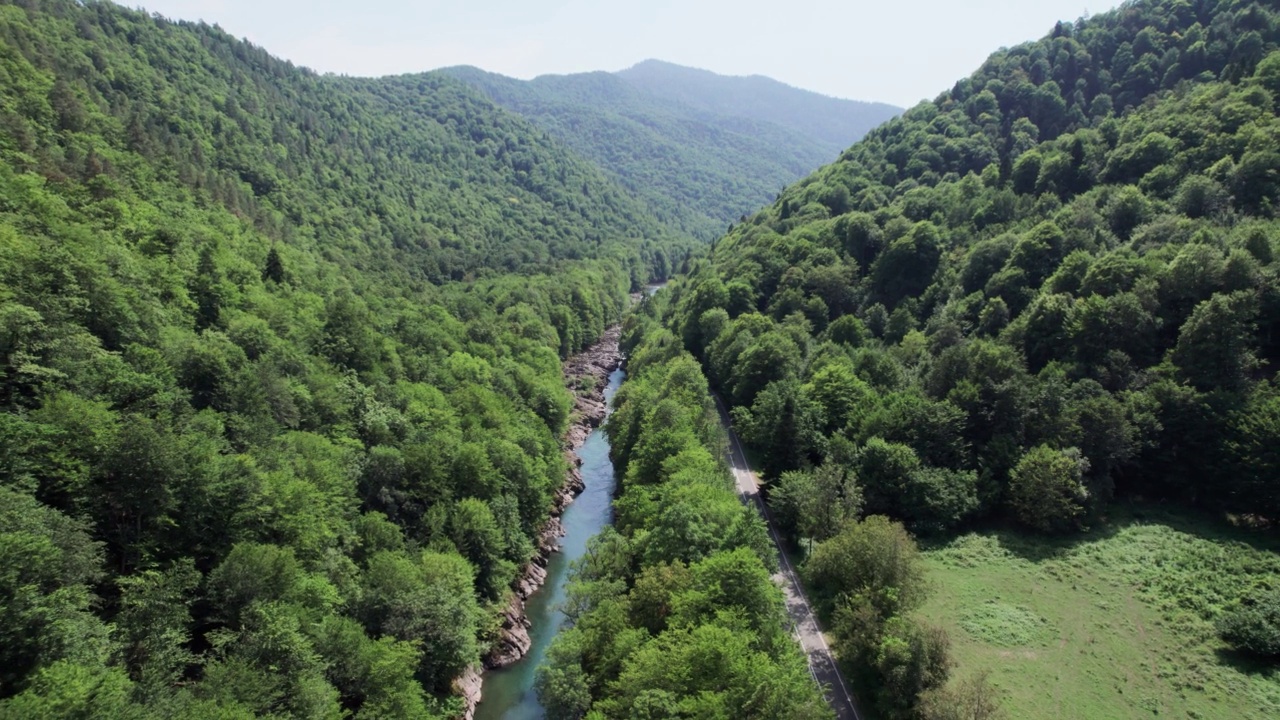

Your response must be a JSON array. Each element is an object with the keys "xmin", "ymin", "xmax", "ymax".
[
  {"xmin": 771, "ymin": 462, "xmax": 863, "ymax": 545},
  {"xmin": 445, "ymin": 63, "xmax": 900, "ymax": 242},
  {"xmin": 1225, "ymin": 388, "xmax": 1280, "ymax": 518},
  {"xmin": 1006, "ymin": 446, "xmax": 1091, "ymax": 533},
  {"xmin": 917, "ymin": 670, "xmax": 1007, "ymax": 720},
  {"xmin": 658, "ymin": 0, "xmax": 1280, "ymax": 545},
  {"xmin": 536, "ymin": 299, "xmax": 832, "ymax": 719},
  {"xmin": 807, "ymin": 516, "xmax": 952, "ymax": 719},
  {"xmin": 805, "ymin": 515, "xmax": 929, "ymax": 620},
  {"xmin": 1218, "ymin": 588, "xmax": 1280, "ymax": 658},
  {"xmin": 0, "ymin": 0, "xmax": 688, "ymax": 713}
]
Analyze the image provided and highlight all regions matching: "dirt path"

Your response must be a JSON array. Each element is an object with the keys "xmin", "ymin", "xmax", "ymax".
[{"xmin": 713, "ymin": 394, "xmax": 863, "ymax": 720}]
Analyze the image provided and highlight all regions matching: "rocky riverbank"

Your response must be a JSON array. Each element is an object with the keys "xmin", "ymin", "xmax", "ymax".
[{"xmin": 455, "ymin": 326, "xmax": 623, "ymax": 719}]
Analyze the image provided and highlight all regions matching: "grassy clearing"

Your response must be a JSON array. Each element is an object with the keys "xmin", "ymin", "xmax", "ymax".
[{"xmin": 919, "ymin": 506, "xmax": 1280, "ymax": 719}]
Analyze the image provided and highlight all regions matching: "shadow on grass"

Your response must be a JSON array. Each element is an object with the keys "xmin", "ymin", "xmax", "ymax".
[
  {"xmin": 1214, "ymin": 646, "xmax": 1280, "ymax": 678},
  {"xmin": 1116, "ymin": 502, "xmax": 1280, "ymax": 553},
  {"xmin": 914, "ymin": 519, "xmax": 1120, "ymax": 562},
  {"xmin": 917, "ymin": 501, "xmax": 1280, "ymax": 564}
]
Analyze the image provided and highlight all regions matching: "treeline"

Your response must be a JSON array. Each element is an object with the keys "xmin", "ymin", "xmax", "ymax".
[
  {"xmin": 0, "ymin": 0, "xmax": 690, "ymax": 717},
  {"xmin": 656, "ymin": 0, "xmax": 1280, "ymax": 682},
  {"xmin": 534, "ymin": 296, "xmax": 832, "ymax": 719}
]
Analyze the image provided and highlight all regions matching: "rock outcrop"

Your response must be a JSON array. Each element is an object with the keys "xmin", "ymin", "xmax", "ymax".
[{"xmin": 453, "ymin": 667, "xmax": 483, "ymax": 720}]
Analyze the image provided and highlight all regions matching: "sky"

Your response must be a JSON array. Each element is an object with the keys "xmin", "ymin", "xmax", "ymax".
[{"xmin": 134, "ymin": 1, "xmax": 1120, "ymax": 108}]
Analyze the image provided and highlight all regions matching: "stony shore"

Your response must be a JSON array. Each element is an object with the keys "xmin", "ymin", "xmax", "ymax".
[{"xmin": 455, "ymin": 325, "xmax": 623, "ymax": 719}]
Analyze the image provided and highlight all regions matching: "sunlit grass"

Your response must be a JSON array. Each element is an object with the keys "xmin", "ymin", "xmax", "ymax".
[{"xmin": 921, "ymin": 506, "xmax": 1280, "ymax": 719}]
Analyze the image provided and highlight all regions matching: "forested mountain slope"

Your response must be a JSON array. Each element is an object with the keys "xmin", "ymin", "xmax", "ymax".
[
  {"xmin": 658, "ymin": 0, "xmax": 1280, "ymax": 716},
  {"xmin": 441, "ymin": 63, "xmax": 900, "ymax": 241},
  {"xmin": 1, "ymin": 0, "xmax": 691, "ymax": 284},
  {"xmin": 617, "ymin": 59, "xmax": 901, "ymax": 151},
  {"xmin": 0, "ymin": 0, "xmax": 688, "ymax": 717}
]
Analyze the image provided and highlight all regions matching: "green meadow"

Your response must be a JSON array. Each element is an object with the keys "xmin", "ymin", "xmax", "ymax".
[{"xmin": 920, "ymin": 508, "xmax": 1280, "ymax": 719}]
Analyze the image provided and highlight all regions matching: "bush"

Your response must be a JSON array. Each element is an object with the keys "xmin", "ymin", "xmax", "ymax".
[
  {"xmin": 918, "ymin": 670, "xmax": 1007, "ymax": 720},
  {"xmin": 1006, "ymin": 446, "xmax": 1090, "ymax": 534},
  {"xmin": 1218, "ymin": 590, "xmax": 1280, "ymax": 658}
]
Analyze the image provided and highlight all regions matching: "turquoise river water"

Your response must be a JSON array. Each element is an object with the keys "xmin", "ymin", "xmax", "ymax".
[{"xmin": 473, "ymin": 365, "xmax": 625, "ymax": 720}]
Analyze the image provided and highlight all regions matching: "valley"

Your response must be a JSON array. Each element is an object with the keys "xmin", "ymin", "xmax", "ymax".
[
  {"xmin": 2, "ymin": 0, "xmax": 1280, "ymax": 719},
  {"xmin": 442, "ymin": 62, "xmax": 899, "ymax": 242}
]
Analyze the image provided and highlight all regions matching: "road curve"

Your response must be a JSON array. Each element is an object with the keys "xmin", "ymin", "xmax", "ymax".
[{"xmin": 713, "ymin": 394, "xmax": 862, "ymax": 720}]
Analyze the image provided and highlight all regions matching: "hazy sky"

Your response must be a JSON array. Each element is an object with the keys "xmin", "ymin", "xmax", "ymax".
[{"xmin": 135, "ymin": 1, "xmax": 1118, "ymax": 108}]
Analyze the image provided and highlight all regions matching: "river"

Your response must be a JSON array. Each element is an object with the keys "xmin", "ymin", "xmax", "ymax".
[{"xmin": 473, "ymin": 365, "xmax": 625, "ymax": 720}]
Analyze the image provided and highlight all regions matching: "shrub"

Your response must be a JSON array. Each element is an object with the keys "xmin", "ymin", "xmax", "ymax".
[{"xmin": 1218, "ymin": 590, "xmax": 1280, "ymax": 658}]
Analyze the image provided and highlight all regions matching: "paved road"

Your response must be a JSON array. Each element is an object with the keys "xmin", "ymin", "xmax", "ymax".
[{"xmin": 713, "ymin": 394, "xmax": 862, "ymax": 720}]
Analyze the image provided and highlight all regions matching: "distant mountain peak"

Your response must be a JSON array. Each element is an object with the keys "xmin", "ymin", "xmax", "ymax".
[
  {"xmin": 619, "ymin": 58, "xmax": 887, "ymax": 101},
  {"xmin": 614, "ymin": 59, "xmax": 900, "ymax": 149}
]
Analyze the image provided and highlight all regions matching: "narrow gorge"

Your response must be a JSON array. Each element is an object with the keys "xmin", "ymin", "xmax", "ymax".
[{"xmin": 464, "ymin": 327, "xmax": 625, "ymax": 719}]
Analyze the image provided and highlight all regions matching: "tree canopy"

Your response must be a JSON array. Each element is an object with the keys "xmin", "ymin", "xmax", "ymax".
[
  {"xmin": 0, "ymin": 0, "xmax": 691, "ymax": 715},
  {"xmin": 647, "ymin": 0, "xmax": 1280, "ymax": 704},
  {"xmin": 535, "ymin": 300, "xmax": 832, "ymax": 719}
]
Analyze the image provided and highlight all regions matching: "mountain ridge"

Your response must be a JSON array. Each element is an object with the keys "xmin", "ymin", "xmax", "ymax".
[
  {"xmin": 440, "ymin": 60, "xmax": 900, "ymax": 241},
  {"xmin": 616, "ymin": 58, "xmax": 901, "ymax": 148}
]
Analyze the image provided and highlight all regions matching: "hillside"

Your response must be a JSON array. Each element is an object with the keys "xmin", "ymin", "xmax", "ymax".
[
  {"xmin": 441, "ymin": 63, "xmax": 900, "ymax": 241},
  {"xmin": 1, "ymin": 1, "xmax": 692, "ymax": 284},
  {"xmin": 616, "ymin": 59, "xmax": 900, "ymax": 151},
  {"xmin": 0, "ymin": 1, "xmax": 688, "ymax": 717},
  {"xmin": 656, "ymin": 0, "xmax": 1280, "ymax": 717}
]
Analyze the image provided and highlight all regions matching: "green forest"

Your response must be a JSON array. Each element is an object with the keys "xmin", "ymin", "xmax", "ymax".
[
  {"xmin": 0, "ymin": 0, "xmax": 690, "ymax": 717},
  {"xmin": 442, "ymin": 64, "xmax": 899, "ymax": 242},
  {"xmin": 534, "ymin": 306, "xmax": 832, "ymax": 719},
  {"xmin": 7, "ymin": 0, "xmax": 1280, "ymax": 717},
  {"xmin": 614, "ymin": 60, "xmax": 899, "ymax": 153},
  {"xmin": 649, "ymin": 0, "xmax": 1280, "ymax": 716}
]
